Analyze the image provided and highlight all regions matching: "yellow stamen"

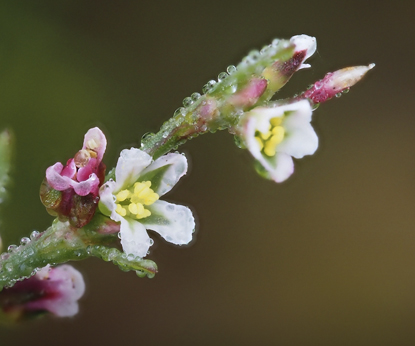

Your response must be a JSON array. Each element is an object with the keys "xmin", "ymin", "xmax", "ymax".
[
  {"xmin": 115, "ymin": 204, "xmax": 127, "ymax": 217},
  {"xmin": 116, "ymin": 190, "xmax": 130, "ymax": 202},
  {"xmin": 115, "ymin": 180, "xmax": 158, "ymax": 219},
  {"xmin": 143, "ymin": 193, "xmax": 159, "ymax": 205},
  {"xmin": 128, "ymin": 203, "xmax": 139, "ymax": 215},
  {"xmin": 260, "ymin": 130, "xmax": 272, "ymax": 140},
  {"xmin": 270, "ymin": 117, "xmax": 282, "ymax": 127},
  {"xmin": 270, "ymin": 126, "xmax": 285, "ymax": 144},
  {"xmin": 263, "ymin": 142, "xmax": 276, "ymax": 156},
  {"xmin": 258, "ymin": 119, "xmax": 286, "ymax": 157},
  {"xmin": 136, "ymin": 209, "xmax": 151, "ymax": 219}
]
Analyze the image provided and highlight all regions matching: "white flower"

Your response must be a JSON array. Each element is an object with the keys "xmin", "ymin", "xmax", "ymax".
[
  {"xmin": 242, "ymin": 100, "xmax": 318, "ymax": 182},
  {"xmin": 98, "ymin": 148, "xmax": 195, "ymax": 258}
]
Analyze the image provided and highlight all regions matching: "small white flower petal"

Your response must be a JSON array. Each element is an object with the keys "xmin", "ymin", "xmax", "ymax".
[
  {"xmin": 277, "ymin": 101, "xmax": 318, "ymax": 158},
  {"xmin": 271, "ymin": 152, "xmax": 294, "ymax": 182},
  {"xmin": 114, "ymin": 148, "xmax": 152, "ymax": 192},
  {"xmin": 141, "ymin": 200, "xmax": 195, "ymax": 245},
  {"xmin": 278, "ymin": 122, "xmax": 318, "ymax": 159},
  {"xmin": 98, "ymin": 180, "xmax": 121, "ymax": 221},
  {"xmin": 290, "ymin": 34, "xmax": 317, "ymax": 69},
  {"xmin": 139, "ymin": 152, "xmax": 188, "ymax": 197},
  {"xmin": 120, "ymin": 217, "xmax": 152, "ymax": 258}
]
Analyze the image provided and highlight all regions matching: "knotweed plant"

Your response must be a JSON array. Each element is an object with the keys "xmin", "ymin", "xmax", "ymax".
[{"xmin": 0, "ymin": 35, "xmax": 373, "ymax": 322}]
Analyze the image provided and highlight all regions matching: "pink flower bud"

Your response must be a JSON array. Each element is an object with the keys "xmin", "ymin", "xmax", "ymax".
[
  {"xmin": 303, "ymin": 64, "xmax": 375, "ymax": 104},
  {"xmin": 0, "ymin": 265, "xmax": 85, "ymax": 320}
]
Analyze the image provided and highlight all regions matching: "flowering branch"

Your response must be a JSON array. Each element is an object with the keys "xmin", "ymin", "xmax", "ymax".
[{"xmin": 0, "ymin": 34, "xmax": 373, "ymax": 321}]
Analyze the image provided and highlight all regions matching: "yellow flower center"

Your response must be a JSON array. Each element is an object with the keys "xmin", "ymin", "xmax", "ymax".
[
  {"xmin": 114, "ymin": 181, "xmax": 159, "ymax": 220},
  {"xmin": 254, "ymin": 116, "xmax": 285, "ymax": 157}
]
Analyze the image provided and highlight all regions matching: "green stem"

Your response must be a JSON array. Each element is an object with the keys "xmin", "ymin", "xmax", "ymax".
[{"xmin": 0, "ymin": 218, "xmax": 156, "ymax": 291}]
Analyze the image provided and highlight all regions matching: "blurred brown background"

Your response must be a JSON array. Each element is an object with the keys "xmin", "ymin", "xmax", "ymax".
[{"xmin": 1, "ymin": 1, "xmax": 414, "ymax": 345}]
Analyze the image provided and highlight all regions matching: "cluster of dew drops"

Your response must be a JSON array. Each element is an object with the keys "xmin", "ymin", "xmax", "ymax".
[
  {"xmin": 141, "ymin": 39, "xmax": 286, "ymax": 143},
  {"xmin": 0, "ymin": 231, "xmax": 43, "ymax": 287}
]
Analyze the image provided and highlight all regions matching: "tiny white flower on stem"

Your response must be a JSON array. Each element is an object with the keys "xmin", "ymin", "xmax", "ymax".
[
  {"xmin": 241, "ymin": 100, "xmax": 318, "ymax": 182},
  {"xmin": 98, "ymin": 148, "xmax": 195, "ymax": 258}
]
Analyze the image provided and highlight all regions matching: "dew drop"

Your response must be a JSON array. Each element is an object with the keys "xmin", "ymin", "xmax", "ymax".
[
  {"xmin": 226, "ymin": 65, "xmax": 237, "ymax": 75},
  {"xmin": 342, "ymin": 88, "xmax": 350, "ymax": 94},
  {"xmin": 166, "ymin": 204, "xmax": 175, "ymax": 211},
  {"xmin": 127, "ymin": 253, "xmax": 135, "ymax": 261},
  {"xmin": 1, "ymin": 253, "xmax": 10, "ymax": 260},
  {"xmin": 149, "ymin": 238, "xmax": 154, "ymax": 246},
  {"xmin": 202, "ymin": 80, "xmax": 216, "ymax": 94},
  {"xmin": 233, "ymin": 136, "xmax": 245, "ymax": 149},
  {"xmin": 174, "ymin": 107, "xmax": 184, "ymax": 116},
  {"xmin": 260, "ymin": 45, "xmax": 271, "ymax": 55},
  {"xmin": 183, "ymin": 97, "xmax": 193, "ymax": 107},
  {"xmin": 202, "ymin": 84, "xmax": 210, "ymax": 94},
  {"xmin": 7, "ymin": 245, "xmax": 17, "ymax": 253},
  {"xmin": 272, "ymin": 39, "xmax": 280, "ymax": 47},
  {"xmin": 141, "ymin": 132, "xmax": 155, "ymax": 141},
  {"xmin": 248, "ymin": 50, "xmax": 260, "ymax": 61},
  {"xmin": 191, "ymin": 92, "xmax": 201, "ymax": 101},
  {"xmin": 5, "ymin": 263, "xmax": 13, "ymax": 272},
  {"xmin": 20, "ymin": 237, "xmax": 30, "ymax": 246},
  {"xmin": 118, "ymin": 232, "xmax": 122, "ymax": 239},
  {"xmin": 335, "ymin": 93, "xmax": 342, "ymax": 98},
  {"xmin": 217, "ymin": 72, "xmax": 228, "ymax": 82},
  {"xmin": 30, "ymin": 230, "xmax": 40, "ymax": 240}
]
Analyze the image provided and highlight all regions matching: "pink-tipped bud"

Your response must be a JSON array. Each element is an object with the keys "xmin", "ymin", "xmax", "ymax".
[{"xmin": 303, "ymin": 64, "xmax": 375, "ymax": 104}]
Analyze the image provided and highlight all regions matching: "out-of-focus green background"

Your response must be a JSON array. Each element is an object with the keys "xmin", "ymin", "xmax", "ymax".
[{"xmin": 1, "ymin": 1, "xmax": 415, "ymax": 345}]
